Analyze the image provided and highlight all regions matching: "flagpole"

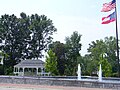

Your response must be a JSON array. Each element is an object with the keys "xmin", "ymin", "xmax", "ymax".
[{"xmin": 115, "ymin": 1, "xmax": 120, "ymax": 77}]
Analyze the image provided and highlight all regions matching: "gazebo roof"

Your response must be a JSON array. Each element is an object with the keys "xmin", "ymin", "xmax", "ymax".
[{"xmin": 14, "ymin": 59, "xmax": 45, "ymax": 68}]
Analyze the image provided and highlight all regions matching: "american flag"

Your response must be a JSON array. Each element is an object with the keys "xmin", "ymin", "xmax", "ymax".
[{"xmin": 101, "ymin": 0, "xmax": 116, "ymax": 12}]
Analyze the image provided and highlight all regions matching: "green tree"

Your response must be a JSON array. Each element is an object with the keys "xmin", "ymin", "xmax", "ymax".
[
  {"xmin": 87, "ymin": 36, "xmax": 117, "ymax": 77},
  {"xmin": 26, "ymin": 13, "xmax": 57, "ymax": 59},
  {"xmin": 0, "ymin": 13, "xmax": 57, "ymax": 74},
  {"xmin": 49, "ymin": 41, "xmax": 66, "ymax": 75},
  {"xmin": 87, "ymin": 39, "xmax": 106, "ymax": 75},
  {"xmin": 45, "ymin": 49, "xmax": 58, "ymax": 75},
  {"xmin": 99, "ymin": 54, "xmax": 112, "ymax": 77},
  {"xmin": 77, "ymin": 55, "xmax": 92, "ymax": 76},
  {"xmin": 104, "ymin": 36, "xmax": 117, "ymax": 75},
  {"xmin": 64, "ymin": 31, "xmax": 82, "ymax": 75}
]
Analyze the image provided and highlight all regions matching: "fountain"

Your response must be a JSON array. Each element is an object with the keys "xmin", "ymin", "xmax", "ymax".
[
  {"xmin": 77, "ymin": 64, "xmax": 81, "ymax": 80},
  {"xmin": 98, "ymin": 64, "xmax": 102, "ymax": 81}
]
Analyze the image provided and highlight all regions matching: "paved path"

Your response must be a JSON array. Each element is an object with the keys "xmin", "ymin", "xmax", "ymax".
[{"xmin": 0, "ymin": 83, "xmax": 114, "ymax": 90}]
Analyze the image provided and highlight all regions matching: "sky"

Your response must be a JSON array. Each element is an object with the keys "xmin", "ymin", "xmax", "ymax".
[{"xmin": 0, "ymin": 0, "xmax": 119, "ymax": 56}]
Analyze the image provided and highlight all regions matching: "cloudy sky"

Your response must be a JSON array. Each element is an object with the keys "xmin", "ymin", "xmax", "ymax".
[{"xmin": 0, "ymin": 0, "xmax": 119, "ymax": 55}]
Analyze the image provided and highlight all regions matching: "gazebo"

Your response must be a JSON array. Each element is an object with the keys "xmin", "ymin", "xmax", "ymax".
[{"xmin": 14, "ymin": 59, "xmax": 50, "ymax": 76}]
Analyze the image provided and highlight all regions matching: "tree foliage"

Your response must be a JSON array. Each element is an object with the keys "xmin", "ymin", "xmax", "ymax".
[
  {"xmin": 99, "ymin": 54, "xmax": 112, "ymax": 77},
  {"xmin": 64, "ymin": 31, "xmax": 82, "ymax": 75},
  {"xmin": 45, "ymin": 49, "xmax": 58, "ymax": 75},
  {"xmin": 86, "ymin": 36, "xmax": 117, "ymax": 77},
  {"xmin": 104, "ymin": 36, "xmax": 117, "ymax": 73},
  {"xmin": 49, "ymin": 41, "xmax": 66, "ymax": 75},
  {"xmin": 47, "ymin": 31, "xmax": 82, "ymax": 76},
  {"xmin": 0, "ymin": 12, "xmax": 56, "ymax": 74}
]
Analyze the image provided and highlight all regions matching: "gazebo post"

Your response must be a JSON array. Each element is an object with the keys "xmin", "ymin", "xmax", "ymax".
[
  {"xmin": 18, "ymin": 67, "xmax": 20, "ymax": 76},
  {"xmin": 13, "ymin": 67, "xmax": 16, "ymax": 75},
  {"xmin": 36, "ymin": 68, "xmax": 38, "ymax": 76},
  {"xmin": 41, "ymin": 68, "xmax": 44, "ymax": 76},
  {"xmin": 23, "ymin": 67, "xmax": 25, "ymax": 76}
]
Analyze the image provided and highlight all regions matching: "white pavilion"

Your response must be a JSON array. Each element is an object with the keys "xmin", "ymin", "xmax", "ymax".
[{"xmin": 14, "ymin": 59, "xmax": 50, "ymax": 76}]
